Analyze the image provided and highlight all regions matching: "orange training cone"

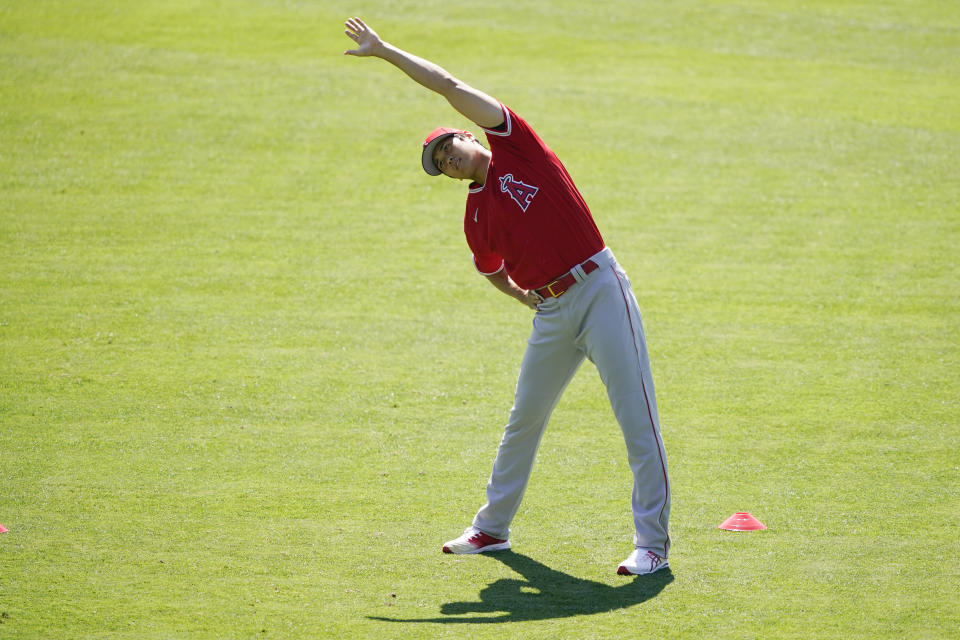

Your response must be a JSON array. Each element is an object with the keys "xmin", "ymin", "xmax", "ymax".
[
  {"xmin": 0, "ymin": 523, "xmax": 7, "ymax": 533},
  {"xmin": 718, "ymin": 512, "xmax": 766, "ymax": 531}
]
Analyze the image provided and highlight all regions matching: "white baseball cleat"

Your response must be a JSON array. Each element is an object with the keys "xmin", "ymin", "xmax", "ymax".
[
  {"xmin": 617, "ymin": 549, "xmax": 669, "ymax": 575},
  {"xmin": 442, "ymin": 527, "xmax": 511, "ymax": 554}
]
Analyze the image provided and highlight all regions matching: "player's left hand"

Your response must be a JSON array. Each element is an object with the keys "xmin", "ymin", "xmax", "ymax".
[
  {"xmin": 343, "ymin": 17, "xmax": 384, "ymax": 57},
  {"xmin": 520, "ymin": 290, "xmax": 544, "ymax": 310}
]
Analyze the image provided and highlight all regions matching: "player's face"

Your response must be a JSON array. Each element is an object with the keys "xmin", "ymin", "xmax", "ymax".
[{"xmin": 434, "ymin": 134, "xmax": 477, "ymax": 180}]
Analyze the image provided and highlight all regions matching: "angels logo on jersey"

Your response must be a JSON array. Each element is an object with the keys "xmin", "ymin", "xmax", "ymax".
[{"xmin": 499, "ymin": 174, "xmax": 539, "ymax": 212}]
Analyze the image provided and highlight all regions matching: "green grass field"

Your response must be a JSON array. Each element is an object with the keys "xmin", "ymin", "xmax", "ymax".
[{"xmin": 2, "ymin": 1, "xmax": 958, "ymax": 638}]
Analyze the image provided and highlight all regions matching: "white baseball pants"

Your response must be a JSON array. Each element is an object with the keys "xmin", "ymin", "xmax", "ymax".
[{"xmin": 472, "ymin": 247, "xmax": 671, "ymax": 557}]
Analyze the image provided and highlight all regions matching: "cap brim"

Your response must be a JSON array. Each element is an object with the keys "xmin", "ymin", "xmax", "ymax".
[{"xmin": 421, "ymin": 132, "xmax": 455, "ymax": 176}]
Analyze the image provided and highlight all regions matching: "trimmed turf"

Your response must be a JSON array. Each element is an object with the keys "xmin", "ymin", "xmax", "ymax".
[{"xmin": 1, "ymin": 1, "xmax": 957, "ymax": 637}]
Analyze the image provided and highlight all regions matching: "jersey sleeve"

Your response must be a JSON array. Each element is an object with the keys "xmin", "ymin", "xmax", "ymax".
[
  {"xmin": 481, "ymin": 104, "xmax": 548, "ymax": 161},
  {"xmin": 472, "ymin": 252, "xmax": 504, "ymax": 276},
  {"xmin": 466, "ymin": 219, "xmax": 504, "ymax": 275},
  {"xmin": 481, "ymin": 103, "xmax": 513, "ymax": 138},
  {"xmin": 464, "ymin": 199, "xmax": 504, "ymax": 276}
]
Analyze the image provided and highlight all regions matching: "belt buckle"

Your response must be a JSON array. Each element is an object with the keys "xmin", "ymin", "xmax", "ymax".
[{"xmin": 545, "ymin": 280, "xmax": 563, "ymax": 298}]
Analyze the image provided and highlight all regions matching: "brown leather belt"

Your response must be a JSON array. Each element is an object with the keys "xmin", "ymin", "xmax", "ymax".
[{"xmin": 534, "ymin": 259, "xmax": 600, "ymax": 299}]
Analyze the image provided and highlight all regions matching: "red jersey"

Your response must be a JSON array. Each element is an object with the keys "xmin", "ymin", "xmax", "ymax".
[{"xmin": 463, "ymin": 104, "xmax": 605, "ymax": 290}]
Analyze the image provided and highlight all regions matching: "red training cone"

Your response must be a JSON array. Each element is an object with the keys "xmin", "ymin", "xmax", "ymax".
[
  {"xmin": 0, "ymin": 523, "xmax": 7, "ymax": 533},
  {"xmin": 718, "ymin": 512, "xmax": 766, "ymax": 531}
]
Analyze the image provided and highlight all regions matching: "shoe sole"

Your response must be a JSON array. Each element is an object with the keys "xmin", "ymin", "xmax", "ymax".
[
  {"xmin": 442, "ymin": 541, "xmax": 511, "ymax": 554},
  {"xmin": 617, "ymin": 560, "xmax": 669, "ymax": 576}
]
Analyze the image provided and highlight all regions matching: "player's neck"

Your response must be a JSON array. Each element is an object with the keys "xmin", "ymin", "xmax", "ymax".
[{"xmin": 472, "ymin": 148, "xmax": 492, "ymax": 186}]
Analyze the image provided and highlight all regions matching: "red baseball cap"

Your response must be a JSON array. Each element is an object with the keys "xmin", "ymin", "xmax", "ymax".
[{"xmin": 421, "ymin": 127, "xmax": 469, "ymax": 176}]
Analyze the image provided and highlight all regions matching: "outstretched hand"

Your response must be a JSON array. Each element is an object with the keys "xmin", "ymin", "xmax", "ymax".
[{"xmin": 343, "ymin": 17, "xmax": 383, "ymax": 57}]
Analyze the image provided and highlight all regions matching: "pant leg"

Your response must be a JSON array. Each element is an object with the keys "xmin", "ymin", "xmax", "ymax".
[
  {"xmin": 472, "ymin": 301, "xmax": 585, "ymax": 539},
  {"xmin": 574, "ymin": 263, "xmax": 671, "ymax": 557}
]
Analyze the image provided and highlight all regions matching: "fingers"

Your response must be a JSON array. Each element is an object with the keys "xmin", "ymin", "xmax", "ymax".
[
  {"xmin": 344, "ymin": 19, "xmax": 359, "ymax": 42},
  {"xmin": 344, "ymin": 17, "xmax": 362, "ymax": 55},
  {"xmin": 344, "ymin": 17, "xmax": 366, "ymax": 36},
  {"xmin": 343, "ymin": 17, "xmax": 373, "ymax": 56},
  {"xmin": 521, "ymin": 290, "xmax": 543, "ymax": 310}
]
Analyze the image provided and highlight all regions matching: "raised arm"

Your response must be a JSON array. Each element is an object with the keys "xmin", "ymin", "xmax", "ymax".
[{"xmin": 343, "ymin": 18, "xmax": 504, "ymax": 130}]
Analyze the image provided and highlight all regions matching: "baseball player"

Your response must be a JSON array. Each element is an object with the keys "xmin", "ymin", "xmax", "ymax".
[{"xmin": 344, "ymin": 17, "xmax": 670, "ymax": 575}]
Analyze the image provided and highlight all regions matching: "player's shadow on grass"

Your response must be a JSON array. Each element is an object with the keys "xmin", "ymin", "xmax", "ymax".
[{"xmin": 369, "ymin": 550, "xmax": 673, "ymax": 624}]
